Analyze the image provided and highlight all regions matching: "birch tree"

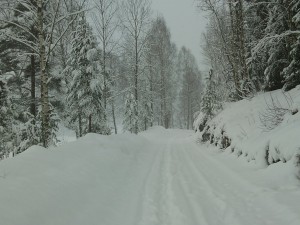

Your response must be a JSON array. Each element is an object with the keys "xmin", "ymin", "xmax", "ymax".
[
  {"xmin": 92, "ymin": 0, "xmax": 119, "ymax": 110},
  {"xmin": 0, "ymin": 0, "xmax": 85, "ymax": 147},
  {"xmin": 178, "ymin": 47, "xmax": 203, "ymax": 129},
  {"xmin": 91, "ymin": 0, "xmax": 119, "ymax": 133},
  {"xmin": 120, "ymin": 0, "xmax": 151, "ymax": 133}
]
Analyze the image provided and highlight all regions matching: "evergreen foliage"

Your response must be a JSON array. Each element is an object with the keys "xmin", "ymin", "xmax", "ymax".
[
  {"xmin": 0, "ymin": 78, "xmax": 13, "ymax": 158},
  {"xmin": 200, "ymin": 70, "xmax": 222, "ymax": 120},
  {"xmin": 65, "ymin": 13, "xmax": 108, "ymax": 136},
  {"xmin": 123, "ymin": 92, "xmax": 138, "ymax": 133},
  {"xmin": 0, "ymin": 1, "xmax": 204, "ymax": 156}
]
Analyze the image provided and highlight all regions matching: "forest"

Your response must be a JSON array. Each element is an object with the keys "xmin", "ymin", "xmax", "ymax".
[
  {"xmin": 198, "ymin": 0, "xmax": 300, "ymax": 122},
  {"xmin": 0, "ymin": 0, "xmax": 300, "ymax": 159},
  {"xmin": 0, "ymin": 0, "xmax": 203, "ymax": 158},
  {"xmin": 0, "ymin": 1, "xmax": 300, "ymax": 224}
]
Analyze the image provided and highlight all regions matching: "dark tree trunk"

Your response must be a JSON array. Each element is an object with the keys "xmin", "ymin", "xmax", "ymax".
[
  {"xmin": 88, "ymin": 114, "xmax": 92, "ymax": 133},
  {"xmin": 30, "ymin": 54, "xmax": 36, "ymax": 117},
  {"xmin": 112, "ymin": 99, "xmax": 117, "ymax": 134},
  {"xmin": 79, "ymin": 113, "xmax": 82, "ymax": 137}
]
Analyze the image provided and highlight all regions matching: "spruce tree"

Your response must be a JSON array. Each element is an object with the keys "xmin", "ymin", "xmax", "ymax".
[
  {"xmin": 282, "ymin": 0, "xmax": 300, "ymax": 91},
  {"xmin": 123, "ymin": 92, "xmax": 138, "ymax": 133},
  {"xmin": 283, "ymin": 37, "xmax": 300, "ymax": 91},
  {"xmin": 0, "ymin": 78, "xmax": 12, "ymax": 158},
  {"xmin": 65, "ymin": 13, "xmax": 107, "ymax": 136},
  {"xmin": 200, "ymin": 70, "xmax": 222, "ymax": 120}
]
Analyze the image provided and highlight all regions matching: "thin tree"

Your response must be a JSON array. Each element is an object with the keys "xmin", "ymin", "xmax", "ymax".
[
  {"xmin": 92, "ymin": 0, "xmax": 119, "ymax": 133},
  {"xmin": 120, "ymin": 0, "xmax": 151, "ymax": 134}
]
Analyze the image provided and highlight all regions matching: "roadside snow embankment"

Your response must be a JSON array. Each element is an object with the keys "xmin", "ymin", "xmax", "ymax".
[
  {"xmin": 195, "ymin": 86, "xmax": 300, "ymax": 175},
  {"xmin": 0, "ymin": 132, "xmax": 156, "ymax": 225}
]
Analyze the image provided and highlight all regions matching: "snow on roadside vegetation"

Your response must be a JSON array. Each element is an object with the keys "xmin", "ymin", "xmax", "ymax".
[{"xmin": 194, "ymin": 85, "xmax": 300, "ymax": 176}]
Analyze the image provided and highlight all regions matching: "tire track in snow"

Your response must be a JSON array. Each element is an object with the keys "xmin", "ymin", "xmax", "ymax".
[
  {"xmin": 171, "ymin": 141, "xmax": 235, "ymax": 225},
  {"xmin": 158, "ymin": 140, "xmax": 187, "ymax": 225},
  {"xmin": 137, "ymin": 140, "xmax": 186, "ymax": 225},
  {"xmin": 136, "ymin": 130, "xmax": 299, "ymax": 225},
  {"xmin": 183, "ymin": 140, "xmax": 299, "ymax": 225},
  {"xmin": 177, "ymin": 143, "xmax": 244, "ymax": 225},
  {"xmin": 136, "ymin": 147, "xmax": 162, "ymax": 225}
]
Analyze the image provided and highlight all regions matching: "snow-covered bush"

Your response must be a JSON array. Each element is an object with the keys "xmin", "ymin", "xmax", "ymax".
[{"xmin": 259, "ymin": 92, "xmax": 292, "ymax": 131}]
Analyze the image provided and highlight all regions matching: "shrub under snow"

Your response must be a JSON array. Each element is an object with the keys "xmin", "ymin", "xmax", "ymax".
[{"xmin": 195, "ymin": 85, "xmax": 300, "ymax": 169}]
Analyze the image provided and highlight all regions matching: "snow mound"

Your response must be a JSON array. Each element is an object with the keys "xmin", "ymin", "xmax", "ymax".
[
  {"xmin": 0, "ymin": 132, "xmax": 153, "ymax": 225},
  {"xmin": 195, "ymin": 86, "xmax": 300, "ymax": 170}
]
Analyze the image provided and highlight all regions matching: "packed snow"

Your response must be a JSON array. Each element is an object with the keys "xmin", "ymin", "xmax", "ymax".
[{"xmin": 0, "ymin": 127, "xmax": 299, "ymax": 225}]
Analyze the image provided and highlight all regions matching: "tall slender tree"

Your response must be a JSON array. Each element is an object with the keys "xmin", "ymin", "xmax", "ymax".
[{"xmin": 120, "ymin": 0, "xmax": 151, "ymax": 133}]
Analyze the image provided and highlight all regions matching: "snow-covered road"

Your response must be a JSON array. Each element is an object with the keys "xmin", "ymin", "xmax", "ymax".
[
  {"xmin": 138, "ymin": 129, "xmax": 300, "ymax": 225},
  {"xmin": 0, "ymin": 127, "xmax": 299, "ymax": 225}
]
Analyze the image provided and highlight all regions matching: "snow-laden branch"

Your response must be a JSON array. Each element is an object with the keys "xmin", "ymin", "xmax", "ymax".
[
  {"xmin": 1, "ymin": 31, "xmax": 38, "ymax": 53},
  {"xmin": 45, "ymin": 15, "xmax": 78, "ymax": 65},
  {"xmin": 0, "ymin": 18, "xmax": 38, "ymax": 41},
  {"xmin": 252, "ymin": 30, "xmax": 300, "ymax": 56}
]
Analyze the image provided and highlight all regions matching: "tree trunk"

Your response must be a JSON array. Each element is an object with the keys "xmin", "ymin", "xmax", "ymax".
[
  {"xmin": 30, "ymin": 54, "xmax": 36, "ymax": 117},
  {"xmin": 134, "ymin": 36, "xmax": 139, "ymax": 134},
  {"xmin": 112, "ymin": 97, "xmax": 117, "ymax": 134},
  {"xmin": 103, "ymin": 23, "xmax": 107, "ymax": 111},
  {"xmin": 187, "ymin": 94, "xmax": 190, "ymax": 130},
  {"xmin": 79, "ymin": 113, "xmax": 82, "ymax": 137},
  {"xmin": 88, "ymin": 114, "xmax": 92, "ymax": 133},
  {"xmin": 38, "ymin": 0, "xmax": 50, "ymax": 147},
  {"xmin": 149, "ymin": 55, "xmax": 154, "ymax": 128}
]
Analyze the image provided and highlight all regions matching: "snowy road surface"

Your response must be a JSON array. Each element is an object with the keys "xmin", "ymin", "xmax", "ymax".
[{"xmin": 0, "ymin": 127, "xmax": 299, "ymax": 225}]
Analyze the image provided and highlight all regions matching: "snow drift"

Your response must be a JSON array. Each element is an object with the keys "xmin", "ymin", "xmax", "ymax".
[
  {"xmin": 0, "ymin": 132, "xmax": 156, "ymax": 225},
  {"xmin": 194, "ymin": 85, "xmax": 300, "ymax": 172}
]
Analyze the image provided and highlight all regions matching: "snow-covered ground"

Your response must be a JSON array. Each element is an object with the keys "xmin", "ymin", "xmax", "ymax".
[
  {"xmin": 0, "ymin": 127, "xmax": 299, "ymax": 225},
  {"xmin": 195, "ymin": 85, "xmax": 300, "ymax": 168},
  {"xmin": 56, "ymin": 124, "xmax": 77, "ymax": 145}
]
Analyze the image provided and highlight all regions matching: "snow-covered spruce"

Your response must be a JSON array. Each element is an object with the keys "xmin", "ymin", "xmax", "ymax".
[{"xmin": 64, "ymin": 13, "xmax": 108, "ymax": 137}]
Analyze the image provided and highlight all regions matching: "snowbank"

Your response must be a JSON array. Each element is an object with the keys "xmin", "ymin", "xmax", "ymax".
[
  {"xmin": 195, "ymin": 85, "xmax": 300, "ymax": 171},
  {"xmin": 0, "ymin": 132, "xmax": 154, "ymax": 225}
]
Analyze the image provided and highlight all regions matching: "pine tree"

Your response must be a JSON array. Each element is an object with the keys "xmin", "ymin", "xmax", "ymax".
[
  {"xmin": 283, "ymin": 36, "xmax": 300, "ymax": 91},
  {"xmin": 263, "ymin": 0, "xmax": 291, "ymax": 91},
  {"xmin": 0, "ymin": 78, "xmax": 13, "ymax": 158},
  {"xmin": 139, "ymin": 84, "xmax": 153, "ymax": 131},
  {"xmin": 245, "ymin": 0, "xmax": 269, "ymax": 91},
  {"xmin": 65, "ymin": 14, "xmax": 107, "ymax": 136},
  {"xmin": 282, "ymin": 0, "xmax": 300, "ymax": 91},
  {"xmin": 200, "ymin": 70, "xmax": 222, "ymax": 120},
  {"xmin": 123, "ymin": 92, "xmax": 138, "ymax": 133}
]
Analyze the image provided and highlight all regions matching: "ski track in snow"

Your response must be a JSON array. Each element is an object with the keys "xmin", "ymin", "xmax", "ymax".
[{"xmin": 0, "ymin": 127, "xmax": 299, "ymax": 225}]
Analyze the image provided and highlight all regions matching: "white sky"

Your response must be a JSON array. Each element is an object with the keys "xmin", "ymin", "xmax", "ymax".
[{"xmin": 151, "ymin": 0, "xmax": 209, "ymax": 72}]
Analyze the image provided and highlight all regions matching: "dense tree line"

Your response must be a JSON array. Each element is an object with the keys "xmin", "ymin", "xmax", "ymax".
[
  {"xmin": 197, "ymin": 0, "xmax": 300, "ymax": 121},
  {"xmin": 0, "ymin": 0, "xmax": 203, "ymax": 158}
]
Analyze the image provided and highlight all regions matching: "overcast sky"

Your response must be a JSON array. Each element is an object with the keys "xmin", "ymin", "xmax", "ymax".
[{"xmin": 151, "ymin": 0, "xmax": 208, "ymax": 72}]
